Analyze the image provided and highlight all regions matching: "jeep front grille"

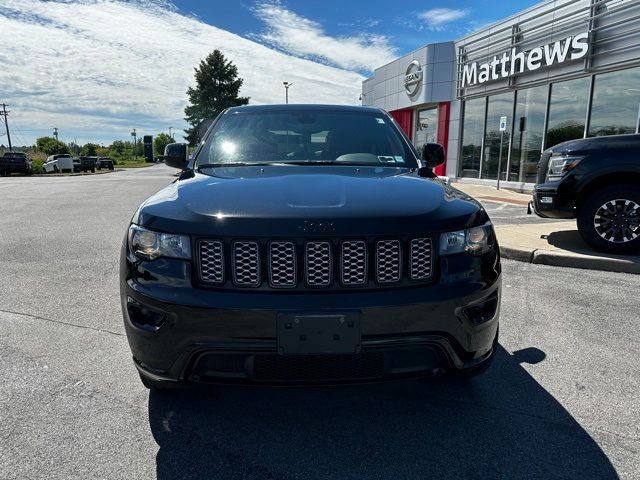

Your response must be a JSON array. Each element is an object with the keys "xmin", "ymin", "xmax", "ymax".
[
  {"xmin": 232, "ymin": 241, "xmax": 260, "ymax": 287},
  {"xmin": 269, "ymin": 241, "xmax": 297, "ymax": 288},
  {"xmin": 197, "ymin": 237, "xmax": 433, "ymax": 289},
  {"xmin": 305, "ymin": 241, "xmax": 332, "ymax": 287},
  {"xmin": 409, "ymin": 238, "xmax": 432, "ymax": 280},
  {"xmin": 375, "ymin": 240, "xmax": 401, "ymax": 284},
  {"xmin": 341, "ymin": 240, "xmax": 368, "ymax": 286},
  {"xmin": 198, "ymin": 240, "xmax": 224, "ymax": 284}
]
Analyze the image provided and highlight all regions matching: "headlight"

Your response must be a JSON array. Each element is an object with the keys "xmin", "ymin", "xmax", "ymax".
[
  {"xmin": 546, "ymin": 155, "xmax": 582, "ymax": 182},
  {"xmin": 128, "ymin": 225, "xmax": 191, "ymax": 260},
  {"xmin": 440, "ymin": 225, "xmax": 493, "ymax": 256}
]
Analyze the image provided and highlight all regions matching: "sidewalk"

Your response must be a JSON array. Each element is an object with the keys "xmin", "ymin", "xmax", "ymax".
[{"xmin": 451, "ymin": 182, "xmax": 640, "ymax": 275}]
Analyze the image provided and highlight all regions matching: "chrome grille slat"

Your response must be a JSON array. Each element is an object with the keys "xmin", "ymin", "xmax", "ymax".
[
  {"xmin": 199, "ymin": 240, "xmax": 224, "ymax": 284},
  {"xmin": 376, "ymin": 240, "xmax": 401, "ymax": 284},
  {"xmin": 269, "ymin": 241, "xmax": 297, "ymax": 288},
  {"xmin": 305, "ymin": 241, "xmax": 332, "ymax": 287},
  {"xmin": 232, "ymin": 241, "xmax": 260, "ymax": 286},
  {"xmin": 341, "ymin": 240, "xmax": 368, "ymax": 286},
  {"xmin": 410, "ymin": 238, "xmax": 432, "ymax": 280}
]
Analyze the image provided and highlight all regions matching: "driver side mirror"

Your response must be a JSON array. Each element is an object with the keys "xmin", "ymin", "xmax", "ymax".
[
  {"xmin": 164, "ymin": 143, "xmax": 189, "ymax": 170},
  {"xmin": 421, "ymin": 143, "xmax": 445, "ymax": 169}
]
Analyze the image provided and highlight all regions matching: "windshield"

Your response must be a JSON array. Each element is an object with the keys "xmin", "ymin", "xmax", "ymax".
[{"xmin": 196, "ymin": 110, "xmax": 417, "ymax": 168}]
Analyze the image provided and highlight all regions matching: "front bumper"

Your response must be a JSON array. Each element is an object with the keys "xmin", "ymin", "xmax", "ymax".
[
  {"xmin": 121, "ymin": 246, "xmax": 501, "ymax": 385},
  {"xmin": 530, "ymin": 182, "xmax": 576, "ymax": 219},
  {"xmin": 0, "ymin": 164, "xmax": 30, "ymax": 174}
]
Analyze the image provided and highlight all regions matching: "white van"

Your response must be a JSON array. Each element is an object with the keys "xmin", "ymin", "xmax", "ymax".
[{"xmin": 43, "ymin": 154, "xmax": 74, "ymax": 173}]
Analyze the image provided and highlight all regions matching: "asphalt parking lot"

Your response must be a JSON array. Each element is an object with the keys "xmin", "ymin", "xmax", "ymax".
[{"xmin": 0, "ymin": 166, "xmax": 638, "ymax": 480}]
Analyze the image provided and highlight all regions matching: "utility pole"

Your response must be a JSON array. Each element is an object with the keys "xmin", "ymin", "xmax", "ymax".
[
  {"xmin": 131, "ymin": 128, "xmax": 137, "ymax": 161},
  {"xmin": 283, "ymin": 82, "xmax": 293, "ymax": 104},
  {"xmin": 169, "ymin": 127, "xmax": 174, "ymax": 140},
  {"xmin": 1, "ymin": 103, "xmax": 12, "ymax": 151},
  {"xmin": 53, "ymin": 127, "xmax": 59, "ymax": 141}
]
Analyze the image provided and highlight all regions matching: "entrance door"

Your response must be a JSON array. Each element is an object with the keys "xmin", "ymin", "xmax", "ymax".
[{"xmin": 414, "ymin": 108, "xmax": 438, "ymax": 152}]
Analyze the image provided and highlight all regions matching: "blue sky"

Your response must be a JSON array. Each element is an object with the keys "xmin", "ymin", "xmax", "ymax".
[
  {"xmin": 174, "ymin": 0, "xmax": 537, "ymax": 60},
  {"xmin": 0, "ymin": 0, "xmax": 539, "ymax": 146}
]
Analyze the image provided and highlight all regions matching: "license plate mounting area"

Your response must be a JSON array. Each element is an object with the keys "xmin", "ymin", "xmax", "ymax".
[{"xmin": 276, "ymin": 312, "xmax": 361, "ymax": 355}]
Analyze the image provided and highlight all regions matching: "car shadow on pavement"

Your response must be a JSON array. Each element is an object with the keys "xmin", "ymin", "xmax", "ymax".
[
  {"xmin": 545, "ymin": 229, "xmax": 639, "ymax": 261},
  {"xmin": 148, "ymin": 345, "xmax": 618, "ymax": 480}
]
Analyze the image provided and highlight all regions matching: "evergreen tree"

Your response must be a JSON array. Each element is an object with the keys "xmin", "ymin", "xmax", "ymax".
[{"xmin": 184, "ymin": 50, "xmax": 249, "ymax": 146}]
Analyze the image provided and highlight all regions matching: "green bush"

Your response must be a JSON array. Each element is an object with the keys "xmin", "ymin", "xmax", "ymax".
[{"xmin": 31, "ymin": 159, "xmax": 44, "ymax": 174}]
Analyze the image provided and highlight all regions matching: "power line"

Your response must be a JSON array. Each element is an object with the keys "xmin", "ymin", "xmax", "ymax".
[
  {"xmin": 0, "ymin": 103, "xmax": 12, "ymax": 151},
  {"xmin": 13, "ymin": 125, "xmax": 29, "ymax": 146}
]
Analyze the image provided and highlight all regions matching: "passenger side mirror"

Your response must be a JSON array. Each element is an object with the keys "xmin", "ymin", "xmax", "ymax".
[
  {"xmin": 421, "ymin": 143, "xmax": 445, "ymax": 169},
  {"xmin": 164, "ymin": 143, "xmax": 189, "ymax": 170}
]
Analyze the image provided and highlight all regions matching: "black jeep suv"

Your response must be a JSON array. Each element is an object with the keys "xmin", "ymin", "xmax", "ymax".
[
  {"xmin": 530, "ymin": 134, "xmax": 640, "ymax": 253},
  {"xmin": 0, "ymin": 152, "xmax": 32, "ymax": 176},
  {"xmin": 120, "ymin": 105, "xmax": 501, "ymax": 389}
]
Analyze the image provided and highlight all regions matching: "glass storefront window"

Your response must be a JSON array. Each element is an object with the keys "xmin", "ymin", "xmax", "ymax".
[
  {"xmin": 459, "ymin": 98, "xmax": 485, "ymax": 178},
  {"xmin": 588, "ymin": 67, "xmax": 640, "ymax": 137},
  {"xmin": 545, "ymin": 77, "xmax": 590, "ymax": 148},
  {"xmin": 482, "ymin": 92, "xmax": 514, "ymax": 181},
  {"xmin": 509, "ymin": 85, "xmax": 547, "ymax": 183},
  {"xmin": 414, "ymin": 108, "xmax": 438, "ymax": 151}
]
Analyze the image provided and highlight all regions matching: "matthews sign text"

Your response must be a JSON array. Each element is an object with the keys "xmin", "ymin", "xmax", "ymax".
[{"xmin": 461, "ymin": 32, "xmax": 589, "ymax": 87}]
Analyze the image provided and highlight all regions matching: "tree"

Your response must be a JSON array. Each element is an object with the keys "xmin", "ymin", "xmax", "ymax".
[
  {"xmin": 154, "ymin": 133, "xmax": 174, "ymax": 156},
  {"xmin": 109, "ymin": 140, "xmax": 126, "ymax": 155},
  {"xmin": 184, "ymin": 50, "xmax": 249, "ymax": 146},
  {"xmin": 35, "ymin": 136, "xmax": 69, "ymax": 155},
  {"xmin": 80, "ymin": 143, "xmax": 100, "ymax": 157}
]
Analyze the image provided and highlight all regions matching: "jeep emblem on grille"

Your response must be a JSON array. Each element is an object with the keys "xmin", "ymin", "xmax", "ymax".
[{"xmin": 299, "ymin": 221, "xmax": 336, "ymax": 233}]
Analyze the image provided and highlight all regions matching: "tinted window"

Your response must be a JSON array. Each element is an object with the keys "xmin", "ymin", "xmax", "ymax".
[
  {"xmin": 459, "ymin": 97, "xmax": 486, "ymax": 178},
  {"xmin": 545, "ymin": 77, "xmax": 590, "ymax": 148},
  {"xmin": 588, "ymin": 67, "xmax": 640, "ymax": 137},
  {"xmin": 197, "ymin": 110, "xmax": 416, "ymax": 167}
]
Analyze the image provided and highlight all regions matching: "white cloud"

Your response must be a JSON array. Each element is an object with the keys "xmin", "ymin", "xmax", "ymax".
[
  {"xmin": 251, "ymin": 1, "xmax": 396, "ymax": 73},
  {"xmin": 418, "ymin": 8, "xmax": 470, "ymax": 31},
  {"xmin": 0, "ymin": 0, "xmax": 366, "ymax": 145}
]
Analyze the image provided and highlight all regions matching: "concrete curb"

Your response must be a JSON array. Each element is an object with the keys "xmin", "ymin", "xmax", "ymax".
[{"xmin": 500, "ymin": 245, "xmax": 640, "ymax": 275}]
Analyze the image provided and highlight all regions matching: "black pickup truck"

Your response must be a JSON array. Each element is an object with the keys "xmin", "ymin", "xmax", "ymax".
[
  {"xmin": 74, "ymin": 156, "xmax": 97, "ymax": 173},
  {"xmin": 0, "ymin": 152, "xmax": 32, "ymax": 176},
  {"xmin": 530, "ymin": 134, "xmax": 640, "ymax": 254}
]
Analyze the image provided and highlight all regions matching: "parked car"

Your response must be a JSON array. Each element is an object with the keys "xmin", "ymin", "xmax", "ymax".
[
  {"xmin": 43, "ymin": 154, "xmax": 74, "ymax": 173},
  {"xmin": 96, "ymin": 157, "xmax": 114, "ymax": 170},
  {"xmin": 0, "ymin": 151, "xmax": 32, "ymax": 176},
  {"xmin": 529, "ymin": 134, "xmax": 640, "ymax": 254},
  {"xmin": 121, "ymin": 104, "xmax": 501, "ymax": 390},
  {"xmin": 74, "ymin": 156, "xmax": 97, "ymax": 173}
]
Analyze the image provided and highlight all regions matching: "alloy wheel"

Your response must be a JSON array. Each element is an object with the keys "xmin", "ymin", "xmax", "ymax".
[{"xmin": 593, "ymin": 198, "xmax": 640, "ymax": 243}]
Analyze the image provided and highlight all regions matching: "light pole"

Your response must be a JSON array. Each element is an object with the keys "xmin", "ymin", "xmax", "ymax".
[
  {"xmin": 283, "ymin": 82, "xmax": 293, "ymax": 104},
  {"xmin": 131, "ymin": 128, "xmax": 137, "ymax": 161},
  {"xmin": 169, "ymin": 127, "xmax": 174, "ymax": 140}
]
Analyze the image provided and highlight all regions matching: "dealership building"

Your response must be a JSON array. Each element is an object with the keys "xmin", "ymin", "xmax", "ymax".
[{"xmin": 361, "ymin": 0, "xmax": 640, "ymax": 188}]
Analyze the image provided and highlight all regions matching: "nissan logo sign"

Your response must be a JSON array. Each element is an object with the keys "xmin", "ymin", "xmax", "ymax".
[{"xmin": 404, "ymin": 60, "xmax": 422, "ymax": 96}]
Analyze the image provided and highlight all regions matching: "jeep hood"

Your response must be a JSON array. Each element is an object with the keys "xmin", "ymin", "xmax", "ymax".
[{"xmin": 133, "ymin": 166, "xmax": 487, "ymax": 236}]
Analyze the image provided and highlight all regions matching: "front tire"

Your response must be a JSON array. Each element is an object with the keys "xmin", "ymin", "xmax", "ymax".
[{"xmin": 577, "ymin": 184, "xmax": 640, "ymax": 254}]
